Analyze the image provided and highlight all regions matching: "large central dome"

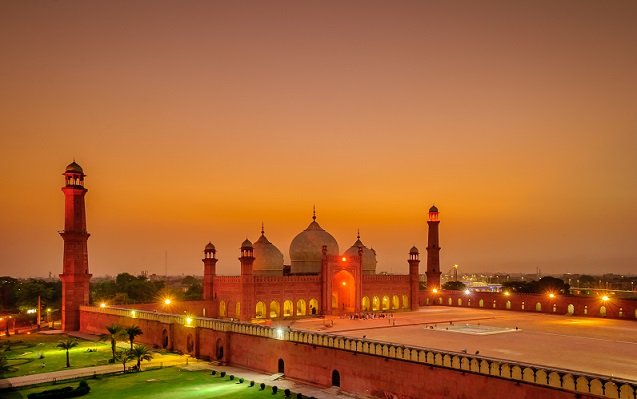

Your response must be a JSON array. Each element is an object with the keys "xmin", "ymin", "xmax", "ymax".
[{"xmin": 289, "ymin": 214, "xmax": 339, "ymax": 274}]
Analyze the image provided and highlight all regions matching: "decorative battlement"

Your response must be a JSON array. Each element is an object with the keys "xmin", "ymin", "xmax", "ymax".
[{"xmin": 81, "ymin": 305, "xmax": 637, "ymax": 398}]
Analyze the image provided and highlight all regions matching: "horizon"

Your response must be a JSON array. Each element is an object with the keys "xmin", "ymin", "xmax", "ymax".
[{"xmin": 1, "ymin": 1, "xmax": 636, "ymax": 278}]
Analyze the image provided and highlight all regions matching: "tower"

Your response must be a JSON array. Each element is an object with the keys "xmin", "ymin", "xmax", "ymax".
[
  {"xmin": 59, "ymin": 161, "xmax": 92, "ymax": 331},
  {"xmin": 408, "ymin": 246, "xmax": 420, "ymax": 310},
  {"xmin": 239, "ymin": 239, "xmax": 255, "ymax": 321},
  {"xmin": 425, "ymin": 205, "xmax": 441, "ymax": 291},
  {"xmin": 202, "ymin": 242, "xmax": 217, "ymax": 301}
]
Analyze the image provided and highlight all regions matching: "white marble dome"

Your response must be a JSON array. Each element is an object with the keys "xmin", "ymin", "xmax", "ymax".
[
  {"xmin": 253, "ymin": 229, "xmax": 284, "ymax": 276},
  {"xmin": 344, "ymin": 234, "xmax": 377, "ymax": 275},
  {"xmin": 289, "ymin": 216, "xmax": 339, "ymax": 274}
]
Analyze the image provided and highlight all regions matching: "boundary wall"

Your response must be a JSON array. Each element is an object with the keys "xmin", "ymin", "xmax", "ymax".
[
  {"xmin": 421, "ymin": 290, "xmax": 637, "ymax": 320},
  {"xmin": 80, "ymin": 305, "xmax": 637, "ymax": 399}
]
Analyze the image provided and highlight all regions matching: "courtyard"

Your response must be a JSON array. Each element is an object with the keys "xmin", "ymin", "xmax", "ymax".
[{"xmin": 290, "ymin": 307, "xmax": 637, "ymax": 382}]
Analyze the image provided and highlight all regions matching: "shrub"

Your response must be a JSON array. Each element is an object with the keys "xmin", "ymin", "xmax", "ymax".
[
  {"xmin": 229, "ymin": 375, "xmax": 234, "ymax": 381},
  {"xmin": 220, "ymin": 371, "xmax": 226, "ymax": 378},
  {"xmin": 284, "ymin": 388, "xmax": 291, "ymax": 397},
  {"xmin": 27, "ymin": 381, "xmax": 90, "ymax": 399},
  {"xmin": 211, "ymin": 370, "xmax": 216, "ymax": 375},
  {"xmin": 272, "ymin": 386, "xmax": 278, "ymax": 394},
  {"xmin": 260, "ymin": 382, "xmax": 265, "ymax": 390},
  {"xmin": 239, "ymin": 378, "xmax": 244, "ymax": 383},
  {"xmin": 296, "ymin": 393, "xmax": 303, "ymax": 399},
  {"xmin": 250, "ymin": 380, "xmax": 255, "ymax": 387}
]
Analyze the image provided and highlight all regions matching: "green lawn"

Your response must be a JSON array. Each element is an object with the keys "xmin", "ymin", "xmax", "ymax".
[
  {"xmin": 7, "ymin": 367, "xmax": 300, "ymax": 399},
  {"xmin": 1, "ymin": 333, "xmax": 111, "ymax": 378}
]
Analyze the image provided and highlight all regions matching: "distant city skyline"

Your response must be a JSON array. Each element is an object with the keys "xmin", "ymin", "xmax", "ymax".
[{"xmin": 1, "ymin": 1, "xmax": 636, "ymax": 278}]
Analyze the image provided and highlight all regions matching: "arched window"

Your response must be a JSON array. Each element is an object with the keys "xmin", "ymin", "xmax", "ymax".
[
  {"xmin": 283, "ymin": 300, "xmax": 293, "ymax": 317},
  {"xmin": 567, "ymin": 304, "xmax": 574, "ymax": 315},
  {"xmin": 506, "ymin": 300, "xmax": 511, "ymax": 309},
  {"xmin": 382, "ymin": 296, "xmax": 390, "ymax": 310},
  {"xmin": 457, "ymin": 298, "xmax": 462, "ymax": 306},
  {"xmin": 361, "ymin": 296, "xmax": 370, "ymax": 311},
  {"xmin": 296, "ymin": 299, "xmax": 307, "ymax": 316},
  {"xmin": 492, "ymin": 300, "xmax": 497, "ymax": 308},
  {"xmin": 535, "ymin": 302, "xmax": 542, "ymax": 311},
  {"xmin": 270, "ymin": 301, "xmax": 281, "ymax": 318},
  {"xmin": 392, "ymin": 295, "xmax": 400, "ymax": 309},
  {"xmin": 256, "ymin": 301, "xmax": 266, "ymax": 318},
  {"xmin": 479, "ymin": 299, "xmax": 484, "ymax": 308},
  {"xmin": 219, "ymin": 300, "xmax": 226, "ymax": 317},
  {"xmin": 235, "ymin": 302, "xmax": 240, "ymax": 317},
  {"xmin": 448, "ymin": 298, "xmax": 453, "ymax": 306},
  {"xmin": 402, "ymin": 295, "xmax": 409, "ymax": 308},
  {"xmin": 309, "ymin": 298, "xmax": 318, "ymax": 314},
  {"xmin": 521, "ymin": 301, "xmax": 525, "ymax": 310},
  {"xmin": 372, "ymin": 296, "xmax": 380, "ymax": 311},
  {"xmin": 599, "ymin": 306, "xmax": 607, "ymax": 317}
]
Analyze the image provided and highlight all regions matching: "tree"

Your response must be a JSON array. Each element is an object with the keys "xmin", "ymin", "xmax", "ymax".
[
  {"xmin": 538, "ymin": 276, "xmax": 570, "ymax": 295},
  {"xmin": 114, "ymin": 349, "xmax": 134, "ymax": 373},
  {"xmin": 101, "ymin": 324, "xmax": 125, "ymax": 362},
  {"xmin": 125, "ymin": 325, "xmax": 143, "ymax": 349},
  {"xmin": 442, "ymin": 281, "xmax": 467, "ymax": 291},
  {"xmin": 57, "ymin": 338, "xmax": 79, "ymax": 368},
  {"xmin": 131, "ymin": 344, "xmax": 153, "ymax": 371}
]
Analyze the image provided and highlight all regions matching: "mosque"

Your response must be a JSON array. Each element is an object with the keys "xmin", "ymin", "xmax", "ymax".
[{"xmin": 58, "ymin": 161, "xmax": 442, "ymax": 329}]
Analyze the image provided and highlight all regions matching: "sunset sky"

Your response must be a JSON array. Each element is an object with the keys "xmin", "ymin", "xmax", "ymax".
[{"xmin": 1, "ymin": 1, "xmax": 636, "ymax": 278}]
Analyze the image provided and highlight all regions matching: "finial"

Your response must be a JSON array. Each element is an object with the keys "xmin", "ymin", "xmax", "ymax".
[
  {"xmin": 357, "ymin": 228, "xmax": 360, "ymax": 240},
  {"xmin": 261, "ymin": 222, "xmax": 265, "ymax": 236},
  {"xmin": 312, "ymin": 205, "xmax": 316, "ymax": 221}
]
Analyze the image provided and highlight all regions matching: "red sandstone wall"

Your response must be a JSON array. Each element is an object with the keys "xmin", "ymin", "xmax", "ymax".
[
  {"xmin": 422, "ymin": 290, "xmax": 637, "ymax": 320},
  {"xmin": 80, "ymin": 309, "xmax": 604, "ymax": 399}
]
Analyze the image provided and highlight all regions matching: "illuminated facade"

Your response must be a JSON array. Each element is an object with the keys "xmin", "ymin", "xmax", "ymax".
[
  {"xmin": 202, "ymin": 207, "xmax": 443, "ymax": 321},
  {"xmin": 59, "ymin": 161, "xmax": 443, "ymax": 328}
]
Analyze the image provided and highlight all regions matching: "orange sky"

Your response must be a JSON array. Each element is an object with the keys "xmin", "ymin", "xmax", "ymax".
[{"xmin": 1, "ymin": 1, "xmax": 636, "ymax": 278}]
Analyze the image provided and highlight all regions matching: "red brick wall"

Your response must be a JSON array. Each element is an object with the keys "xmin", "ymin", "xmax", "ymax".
[
  {"xmin": 422, "ymin": 290, "xmax": 637, "ymax": 320},
  {"xmin": 80, "ymin": 309, "xmax": 607, "ymax": 399}
]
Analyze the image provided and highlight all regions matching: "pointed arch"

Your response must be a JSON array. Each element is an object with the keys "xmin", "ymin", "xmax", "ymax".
[{"xmin": 270, "ymin": 301, "xmax": 281, "ymax": 318}]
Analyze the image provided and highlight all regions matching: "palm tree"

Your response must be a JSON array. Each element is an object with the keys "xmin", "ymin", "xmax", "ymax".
[
  {"xmin": 114, "ymin": 349, "xmax": 134, "ymax": 373},
  {"xmin": 131, "ymin": 344, "xmax": 154, "ymax": 371},
  {"xmin": 100, "ymin": 324, "xmax": 125, "ymax": 362},
  {"xmin": 57, "ymin": 338, "xmax": 79, "ymax": 368},
  {"xmin": 125, "ymin": 325, "xmax": 143, "ymax": 349}
]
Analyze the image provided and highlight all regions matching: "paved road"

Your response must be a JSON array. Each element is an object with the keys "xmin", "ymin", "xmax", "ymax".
[{"xmin": 288, "ymin": 307, "xmax": 637, "ymax": 382}]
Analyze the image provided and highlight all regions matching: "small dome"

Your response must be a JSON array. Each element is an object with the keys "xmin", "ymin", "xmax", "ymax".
[
  {"xmin": 344, "ymin": 234, "xmax": 377, "ymax": 275},
  {"xmin": 253, "ymin": 231, "xmax": 284, "ymax": 276},
  {"xmin": 410, "ymin": 246, "xmax": 419, "ymax": 254},
  {"xmin": 241, "ymin": 238, "xmax": 253, "ymax": 249},
  {"xmin": 289, "ymin": 216, "xmax": 339, "ymax": 274},
  {"xmin": 65, "ymin": 161, "xmax": 84, "ymax": 174},
  {"xmin": 429, "ymin": 205, "xmax": 438, "ymax": 213},
  {"xmin": 204, "ymin": 242, "xmax": 216, "ymax": 252}
]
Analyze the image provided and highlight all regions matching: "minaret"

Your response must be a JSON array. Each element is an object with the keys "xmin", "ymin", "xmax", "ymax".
[
  {"xmin": 425, "ymin": 205, "xmax": 441, "ymax": 291},
  {"xmin": 239, "ymin": 239, "xmax": 255, "ymax": 321},
  {"xmin": 408, "ymin": 246, "xmax": 420, "ymax": 310},
  {"xmin": 202, "ymin": 242, "xmax": 217, "ymax": 301},
  {"xmin": 59, "ymin": 161, "xmax": 92, "ymax": 331}
]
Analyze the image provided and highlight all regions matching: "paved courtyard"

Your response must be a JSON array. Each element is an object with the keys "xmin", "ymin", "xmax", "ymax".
[{"xmin": 288, "ymin": 307, "xmax": 637, "ymax": 382}]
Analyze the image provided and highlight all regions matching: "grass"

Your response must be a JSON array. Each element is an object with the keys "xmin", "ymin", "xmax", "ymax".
[
  {"xmin": 6, "ymin": 367, "xmax": 297, "ymax": 399},
  {"xmin": 0, "ymin": 333, "xmax": 111, "ymax": 378}
]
